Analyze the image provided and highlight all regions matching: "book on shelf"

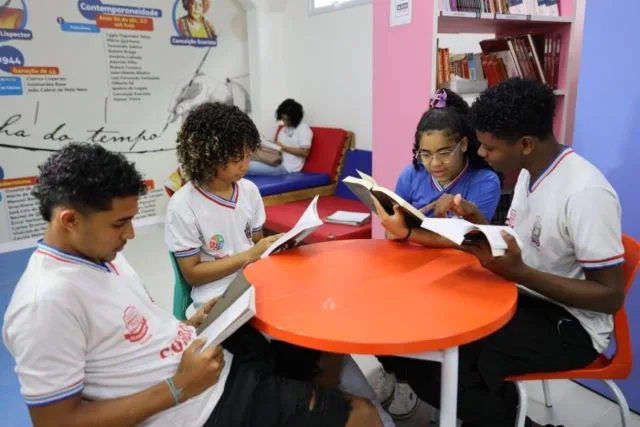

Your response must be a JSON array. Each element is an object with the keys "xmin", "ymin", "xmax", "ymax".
[
  {"xmin": 437, "ymin": 47, "xmax": 451, "ymax": 87},
  {"xmin": 421, "ymin": 217, "xmax": 523, "ymax": 257},
  {"xmin": 325, "ymin": 210, "xmax": 371, "ymax": 226},
  {"xmin": 449, "ymin": 52, "xmax": 485, "ymax": 82},
  {"xmin": 197, "ymin": 271, "xmax": 256, "ymax": 348},
  {"xmin": 261, "ymin": 195, "xmax": 323, "ymax": 258},
  {"xmin": 438, "ymin": 0, "xmax": 558, "ymax": 16},
  {"xmin": 479, "ymin": 32, "xmax": 561, "ymax": 89},
  {"xmin": 342, "ymin": 170, "xmax": 425, "ymax": 229}
]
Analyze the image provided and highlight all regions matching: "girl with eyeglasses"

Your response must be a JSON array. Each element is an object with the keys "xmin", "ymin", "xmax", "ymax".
[
  {"xmin": 371, "ymin": 88, "xmax": 502, "ymax": 419},
  {"xmin": 403, "ymin": 88, "xmax": 500, "ymax": 221}
]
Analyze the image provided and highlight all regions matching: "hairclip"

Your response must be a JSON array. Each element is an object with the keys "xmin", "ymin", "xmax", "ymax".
[{"xmin": 429, "ymin": 89, "xmax": 447, "ymax": 109}]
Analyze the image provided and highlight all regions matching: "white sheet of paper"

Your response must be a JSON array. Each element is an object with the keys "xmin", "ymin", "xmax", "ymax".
[
  {"xmin": 420, "ymin": 217, "xmax": 476, "ymax": 245},
  {"xmin": 475, "ymin": 225, "xmax": 523, "ymax": 257},
  {"xmin": 355, "ymin": 169, "xmax": 376, "ymax": 185},
  {"xmin": 420, "ymin": 218, "xmax": 523, "ymax": 257}
]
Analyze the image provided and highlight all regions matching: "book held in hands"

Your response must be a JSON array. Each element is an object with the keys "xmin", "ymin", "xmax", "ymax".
[
  {"xmin": 342, "ymin": 170, "xmax": 425, "ymax": 229},
  {"xmin": 421, "ymin": 217, "xmax": 523, "ymax": 257},
  {"xmin": 261, "ymin": 195, "xmax": 323, "ymax": 258},
  {"xmin": 197, "ymin": 271, "xmax": 256, "ymax": 348}
]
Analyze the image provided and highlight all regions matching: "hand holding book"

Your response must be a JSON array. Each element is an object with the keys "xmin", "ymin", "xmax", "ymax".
[
  {"xmin": 185, "ymin": 297, "xmax": 220, "ymax": 329},
  {"xmin": 462, "ymin": 230, "xmax": 527, "ymax": 282},
  {"xmin": 371, "ymin": 194, "xmax": 411, "ymax": 241},
  {"xmin": 260, "ymin": 195, "xmax": 323, "ymax": 258}
]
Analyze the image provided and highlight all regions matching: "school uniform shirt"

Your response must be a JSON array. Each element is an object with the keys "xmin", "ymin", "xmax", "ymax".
[
  {"xmin": 278, "ymin": 122, "xmax": 313, "ymax": 173},
  {"xmin": 165, "ymin": 179, "xmax": 266, "ymax": 306},
  {"xmin": 507, "ymin": 147, "xmax": 624, "ymax": 353},
  {"xmin": 395, "ymin": 163, "xmax": 501, "ymax": 221},
  {"xmin": 2, "ymin": 243, "xmax": 233, "ymax": 426}
]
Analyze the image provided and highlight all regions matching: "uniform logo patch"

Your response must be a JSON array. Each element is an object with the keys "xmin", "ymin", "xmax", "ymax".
[
  {"xmin": 244, "ymin": 222, "xmax": 252, "ymax": 241},
  {"xmin": 208, "ymin": 233, "xmax": 225, "ymax": 251},
  {"xmin": 531, "ymin": 216, "xmax": 542, "ymax": 248},
  {"xmin": 123, "ymin": 306, "xmax": 150, "ymax": 343}
]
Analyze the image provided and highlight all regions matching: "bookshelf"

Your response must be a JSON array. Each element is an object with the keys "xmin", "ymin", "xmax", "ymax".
[
  {"xmin": 372, "ymin": 0, "xmax": 584, "ymax": 237},
  {"xmin": 433, "ymin": 3, "xmax": 579, "ymax": 144}
]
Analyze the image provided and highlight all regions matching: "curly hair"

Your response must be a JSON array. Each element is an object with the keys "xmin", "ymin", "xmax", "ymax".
[
  {"xmin": 176, "ymin": 102, "xmax": 260, "ymax": 185},
  {"xmin": 275, "ymin": 98, "xmax": 304, "ymax": 128},
  {"xmin": 412, "ymin": 88, "xmax": 492, "ymax": 172},
  {"xmin": 182, "ymin": 0, "xmax": 210, "ymax": 13},
  {"xmin": 470, "ymin": 77, "xmax": 556, "ymax": 143},
  {"xmin": 33, "ymin": 143, "xmax": 147, "ymax": 222}
]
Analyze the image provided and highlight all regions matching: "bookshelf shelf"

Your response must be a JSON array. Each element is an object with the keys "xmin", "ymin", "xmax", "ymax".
[{"xmin": 438, "ymin": 11, "xmax": 573, "ymax": 34}]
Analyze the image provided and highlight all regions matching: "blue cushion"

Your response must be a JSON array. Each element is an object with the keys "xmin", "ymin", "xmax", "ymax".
[
  {"xmin": 247, "ymin": 172, "xmax": 331, "ymax": 196},
  {"xmin": 335, "ymin": 149, "xmax": 372, "ymax": 200}
]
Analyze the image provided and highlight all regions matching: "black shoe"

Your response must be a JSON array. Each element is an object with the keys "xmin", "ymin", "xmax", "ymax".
[{"xmin": 526, "ymin": 416, "xmax": 565, "ymax": 427}]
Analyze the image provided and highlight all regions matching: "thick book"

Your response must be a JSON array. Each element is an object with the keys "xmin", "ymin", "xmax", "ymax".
[
  {"xmin": 196, "ymin": 271, "xmax": 256, "ymax": 348},
  {"xmin": 325, "ymin": 210, "xmax": 371, "ymax": 226},
  {"xmin": 421, "ymin": 217, "xmax": 523, "ymax": 256},
  {"xmin": 261, "ymin": 195, "xmax": 323, "ymax": 258},
  {"xmin": 342, "ymin": 170, "xmax": 425, "ymax": 229}
]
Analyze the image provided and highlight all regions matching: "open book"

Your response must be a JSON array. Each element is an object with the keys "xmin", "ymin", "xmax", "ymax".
[
  {"xmin": 421, "ymin": 217, "xmax": 523, "ymax": 257},
  {"xmin": 197, "ymin": 271, "xmax": 256, "ymax": 348},
  {"xmin": 342, "ymin": 171, "xmax": 425, "ymax": 229},
  {"xmin": 261, "ymin": 195, "xmax": 323, "ymax": 258}
]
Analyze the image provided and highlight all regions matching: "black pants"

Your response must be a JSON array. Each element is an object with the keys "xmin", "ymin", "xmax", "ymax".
[
  {"xmin": 205, "ymin": 324, "xmax": 352, "ymax": 427},
  {"xmin": 271, "ymin": 339, "xmax": 323, "ymax": 382},
  {"xmin": 386, "ymin": 293, "xmax": 599, "ymax": 427}
]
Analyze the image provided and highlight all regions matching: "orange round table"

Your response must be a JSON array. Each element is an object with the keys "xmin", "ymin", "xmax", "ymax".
[{"xmin": 244, "ymin": 239, "xmax": 517, "ymax": 427}]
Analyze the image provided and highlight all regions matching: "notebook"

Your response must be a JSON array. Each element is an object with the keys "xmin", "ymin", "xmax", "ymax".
[{"xmin": 325, "ymin": 210, "xmax": 371, "ymax": 226}]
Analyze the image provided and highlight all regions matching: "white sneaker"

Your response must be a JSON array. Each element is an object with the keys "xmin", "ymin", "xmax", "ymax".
[
  {"xmin": 387, "ymin": 382, "xmax": 419, "ymax": 420},
  {"xmin": 369, "ymin": 366, "xmax": 397, "ymax": 406}
]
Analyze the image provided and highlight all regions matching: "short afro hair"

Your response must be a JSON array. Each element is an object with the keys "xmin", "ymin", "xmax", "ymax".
[
  {"xmin": 33, "ymin": 143, "xmax": 147, "ymax": 221},
  {"xmin": 176, "ymin": 102, "xmax": 260, "ymax": 185},
  {"xmin": 470, "ymin": 78, "xmax": 556, "ymax": 143},
  {"xmin": 275, "ymin": 98, "xmax": 304, "ymax": 128}
]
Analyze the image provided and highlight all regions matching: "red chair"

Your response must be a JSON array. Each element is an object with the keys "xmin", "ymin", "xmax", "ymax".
[{"xmin": 507, "ymin": 234, "xmax": 640, "ymax": 427}]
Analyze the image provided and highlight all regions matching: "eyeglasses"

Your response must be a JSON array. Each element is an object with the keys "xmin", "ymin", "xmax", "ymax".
[{"xmin": 415, "ymin": 143, "xmax": 462, "ymax": 164}]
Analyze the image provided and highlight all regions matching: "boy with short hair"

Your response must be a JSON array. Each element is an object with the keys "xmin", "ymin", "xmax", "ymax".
[
  {"xmin": 3, "ymin": 142, "xmax": 385, "ymax": 427},
  {"xmin": 376, "ymin": 78, "xmax": 624, "ymax": 427}
]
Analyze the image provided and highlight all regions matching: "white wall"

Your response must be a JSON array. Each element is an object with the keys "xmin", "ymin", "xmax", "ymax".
[{"xmin": 248, "ymin": 0, "xmax": 373, "ymax": 149}]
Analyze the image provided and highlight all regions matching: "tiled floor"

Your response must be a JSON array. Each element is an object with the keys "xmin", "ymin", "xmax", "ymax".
[{"xmin": 1, "ymin": 223, "xmax": 639, "ymax": 426}]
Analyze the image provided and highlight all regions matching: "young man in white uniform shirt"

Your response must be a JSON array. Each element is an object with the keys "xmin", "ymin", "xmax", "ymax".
[
  {"xmin": 2, "ymin": 143, "xmax": 384, "ymax": 427},
  {"xmin": 376, "ymin": 78, "xmax": 625, "ymax": 427}
]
